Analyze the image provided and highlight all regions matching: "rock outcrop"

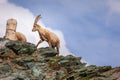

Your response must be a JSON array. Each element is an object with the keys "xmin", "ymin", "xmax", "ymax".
[{"xmin": 0, "ymin": 38, "xmax": 120, "ymax": 80}]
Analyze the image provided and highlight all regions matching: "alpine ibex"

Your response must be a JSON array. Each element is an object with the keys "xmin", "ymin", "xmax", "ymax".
[
  {"xmin": 5, "ymin": 18, "xmax": 27, "ymax": 42},
  {"xmin": 32, "ymin": 15, "xmax": 60, "ymax": 55}
]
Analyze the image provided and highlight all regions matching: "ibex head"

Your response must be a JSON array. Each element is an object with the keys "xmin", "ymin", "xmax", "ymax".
[{"xmin": 32, "ymin": 15, "xmax": 41, "ymax": 32}]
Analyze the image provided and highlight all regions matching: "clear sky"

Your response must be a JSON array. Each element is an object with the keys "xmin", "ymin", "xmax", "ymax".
[{"xmin": 0, "ymin": 0, "xmax": 120, "ymax": 67}]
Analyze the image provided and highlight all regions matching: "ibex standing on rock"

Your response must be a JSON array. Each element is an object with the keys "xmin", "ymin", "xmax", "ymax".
[
  {"xmin": 5, "ymin": 18, "xmax": 27, "ymax": 42},
  {"xmin": 32, "ymin": 15, "xmax": 60, "ymax": 55}
]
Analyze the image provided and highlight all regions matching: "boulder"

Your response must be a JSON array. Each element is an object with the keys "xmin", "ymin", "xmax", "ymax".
[
  {"xmin": 5, "ymin": 40, "xmax": 36, "ymax": 55},
  {"xmin": 91, "ymin": 67, "xmax": 120, "ymax": 80},
  {"xmin": 38, "ymin": 47, "xmax": 58, "ymax": 57},
  {"xmin": 59, "ymin": 55, "xmax": 86, "ymax": 73}
]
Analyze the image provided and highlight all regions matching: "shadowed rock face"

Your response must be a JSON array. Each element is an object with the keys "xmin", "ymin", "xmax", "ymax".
[
  {"xmin": 0, "ymin": 38, "xmax": 119, "ymax": 80},
  {"xmin": 37, "ymin": 47, "xmax": 58, "ymax": 57},
  {"xmin": 0, "ymin": 38, "xmax": 36, "ymax": 56},
  {"xmin": 5, "ymin": 40, "xmax": 36, "ymax": 55}
]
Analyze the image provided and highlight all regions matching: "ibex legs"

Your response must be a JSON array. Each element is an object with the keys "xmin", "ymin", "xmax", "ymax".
[
  {"xmin": 36, "ymin": 40, "xmax": 43, "ymax": 47},
  {"xmin": 56, "ymin": 46, "xmax": 59, "ymax": 56}
]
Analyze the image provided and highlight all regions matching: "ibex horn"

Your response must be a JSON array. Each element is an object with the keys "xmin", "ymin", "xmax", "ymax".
[{"xmin": 34, "ymin": 14, "xmax": 41, "ymax": 24}]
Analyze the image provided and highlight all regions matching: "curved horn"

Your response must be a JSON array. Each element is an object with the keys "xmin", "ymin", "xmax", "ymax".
[{"xmin": 34, "ymin": 15, "xmax": 41, "ymax": 24}]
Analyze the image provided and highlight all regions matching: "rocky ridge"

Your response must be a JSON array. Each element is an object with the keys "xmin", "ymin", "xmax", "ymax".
[{"xmin": 0, "ymin": 38, "xmax": 120, "ymax": 80}]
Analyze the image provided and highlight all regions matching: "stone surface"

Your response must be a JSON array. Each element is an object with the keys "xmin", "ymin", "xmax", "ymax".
[
  {"xmin": 5, "ymin": 40, "xmax": 36, "ymax": 55},
  {"xmin": 0, "ymin": 37, "xmax": 120, "ymax": 80},
  {"xmin": 91, "ymin": 67, "xmax": 120, "ymax": 80},
  {"xmin": 38, "ymin": 47, "xmax": 58, "ymax": 57}
]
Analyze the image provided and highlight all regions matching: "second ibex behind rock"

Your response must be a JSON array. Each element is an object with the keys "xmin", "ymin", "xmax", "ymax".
[
  {"xmin": 5, "ymin": 18, "xmax": 27, "ymax": 42},
  {"xmin": 32, "ymin": 15, "xmax": 60, "ymax": 55}
]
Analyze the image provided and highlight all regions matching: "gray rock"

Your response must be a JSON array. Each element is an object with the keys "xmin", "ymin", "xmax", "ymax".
[
  {"xmin": 0, "ymin": 63, "xmax": 11, "ymax": 74},
  {"xmin": 5, "ymin": 40, "xmax": 36, "ymax": 55},
  {"xmin": 12, "ymin": 72, "xmax": 26, "ymax": 80},
  {"xmin": 59, "ymin": 55, "xmax": 86, "ymax": 73},
  {"xmin": 38, "ymin": 47, "xmax": 58, "ymax": 57},
  {"xmin": 31, "ymin": 64, "xmax": 45, "ymax": 79},
  {"xmin": 56, "ymin": 70, "xmax": 66, "ymax": 80},
  {"xmin": 0, "ymin": 37, "xmax": 119, "ymax": 80},
  {"xmin": 0, "ymin": 39, "xmax": 9, "ymax": 49}
]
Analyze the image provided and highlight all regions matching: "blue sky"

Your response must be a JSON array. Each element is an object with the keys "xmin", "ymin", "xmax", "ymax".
[{"xmin": 1, "ymin": 0, "xmax": 120, "ymax": 67}]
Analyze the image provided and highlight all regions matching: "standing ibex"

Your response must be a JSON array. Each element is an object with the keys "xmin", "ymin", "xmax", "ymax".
[
  {"xmin": 32, "ymin": 15, "xmax": 60, "ymax": 55},
  {"xmin": 5, "ymin": 18, "xmax": 27, "ymax": 42}
]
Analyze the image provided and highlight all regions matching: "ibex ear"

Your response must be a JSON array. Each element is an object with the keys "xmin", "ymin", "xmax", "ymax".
[{"xmin": 34, "ymin": 15, "xmax": 41, "ymax": 24}]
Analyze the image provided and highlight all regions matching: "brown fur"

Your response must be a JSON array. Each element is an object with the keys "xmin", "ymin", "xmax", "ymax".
[
  {"xmin": 5, "ymin": 18, "xmax": 27, "ymax": 42},
  {"xmin": 16, "ymin": 32, "xmax": 27, "ymax": 42},
  {"xmin": 32, "ymin": 15, "xmax": 60, "ymax": 55}
]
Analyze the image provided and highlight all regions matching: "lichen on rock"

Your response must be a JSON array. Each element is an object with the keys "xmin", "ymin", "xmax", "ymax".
[{"xmin": 0, "ymin": 37, "xmax": 119, "ymax": 80}]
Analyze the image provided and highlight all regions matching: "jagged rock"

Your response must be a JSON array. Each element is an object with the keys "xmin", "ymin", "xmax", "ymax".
[
  {"xmin": 0, "ymin": 38, "xmax": 36, "ymax": 56},
  {"xmin": 0, "ymin": 63, "xmax": 11, "ymax": 74},
  {"xmin": 12, "ymin": 71, "xmax": 27, "ymax": 80},
  {"xmin": 5, "ymin": 40, "xmax": 36, "ymax": 55},
  {"xmin": 0, "ymin": 38, "xmax": 9, "ymax": 49},
  {"xmin": 31, "ymin": 64, "xmax": 45, "ymax": 78},
  {"xmin": 13, "ymin": 57, "xmax": 34, "ymax": 68},
  {"xmin": 0, "ymin": 37, "xmax": 120, "ymax": 80},
  {"xmin": 55, "ymin": 70, "xmax": 66, "ymax": 80},
  {"xmin": 91, "ymin": 67, "xmax": 120, "ymax": 80},
  {"xmin": 0, "ymin": 48, "xmax": 17, "ymax": 60},
  {"xmin": 73, "ymin": 65, "xmax": 112, "ymax": 79},
  {"xmin": 38, "ymin": 47, "xmax": 58, "ymax": 57},
  {"xmin": 0, "ymin": 39, "xmax": 13, "ymax": 59},
  {"xmin": 0, "ymin": 59, "xmax": 2, "ymax": 63},
  {"xmin": 59, "ymin": 55, "xmax": 86, "ymax": 73}
]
